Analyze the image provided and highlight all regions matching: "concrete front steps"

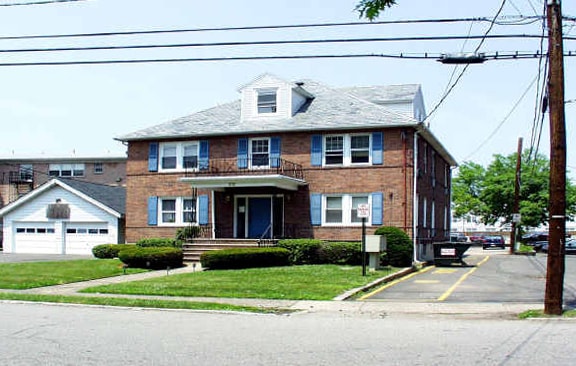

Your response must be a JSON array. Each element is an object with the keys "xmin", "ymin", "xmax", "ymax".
[{"xmin": 182, "ymin": 239, "xmax": 277, "ymax": 262}]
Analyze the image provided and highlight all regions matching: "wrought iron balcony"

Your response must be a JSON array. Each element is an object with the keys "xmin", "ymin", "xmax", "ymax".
[{"xmin": 185, "ymin": 157, "xmax": 304, "ymax": 181}]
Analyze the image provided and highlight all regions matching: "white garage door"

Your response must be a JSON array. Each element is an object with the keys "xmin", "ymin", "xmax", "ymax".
[
  {"xmin": 14, "ymin": 223, "xmax": 59, "ymax": 254},
  {"xmin": 64, "ymin": 223, "xmax": 111, "ymax": 255}
]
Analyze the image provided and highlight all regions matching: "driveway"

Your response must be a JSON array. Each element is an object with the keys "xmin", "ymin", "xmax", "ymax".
[
  {"xmin": 0, "ymin": 252, "xmax": 93, "ymax": 263},
  {"xmin": 362, "ymin": 246, "xmax": 576, "ymax": 306}
]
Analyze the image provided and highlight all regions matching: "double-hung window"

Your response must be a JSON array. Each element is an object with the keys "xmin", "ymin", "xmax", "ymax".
[
  {"xmin": 323, "ymin": 194, "xmax": 370, "ymax": 225},
  {"xmin": 49, "ymin": 163, "xmax": 85, "ymax": 177},
  {"xmin": 324, "ymin": 134, "xmax": 371, "ymax": 166},
  {"xmin": 159, "ymin": 142, "xmax": 200, "ymax": 171},
  {"xmin": 257, "ymin": 89, "xmax": 277, "ymax": 114},
  {"xmin": 250, "ymin": 138, "xmax": 270, "ymax": 167},
  {"xmin": 159, "ymin": 197, "xmax": 197, "ymax": 225}
]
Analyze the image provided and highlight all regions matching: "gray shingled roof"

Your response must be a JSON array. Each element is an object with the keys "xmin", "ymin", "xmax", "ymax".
[
  {"xmin": 117, "ymin": 79, "xmax": 419, "ymax": 142},
  {"xmin": 58, "ymin": 178, "xmax": 126, "ymax": 215},
  {"xmin": 338, "ymin": 84, "xmax": 421, "ymax": 104}
]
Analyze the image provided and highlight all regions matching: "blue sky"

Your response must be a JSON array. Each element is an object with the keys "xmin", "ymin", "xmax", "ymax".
[{"xmin": 0, "ymin": 0, "xmax": 574, "ymax": 178}]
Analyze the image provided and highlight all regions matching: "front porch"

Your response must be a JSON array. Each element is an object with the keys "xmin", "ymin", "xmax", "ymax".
[{"xmin": 181, "ymin": 156, "xmax": 308, "ymax": 241}]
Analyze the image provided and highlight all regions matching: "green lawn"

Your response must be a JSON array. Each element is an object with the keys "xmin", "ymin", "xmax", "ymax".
[
  {"xmin": 0, "ymin": 293, "xmax": 282, "ymax": 314},
  {"xmin": 83, "ymin": 265, "xmax": 398, "ymax": 300},
  {"xmin": 0, "ymin": 259, "xmax": 147, "ymax": 289}
]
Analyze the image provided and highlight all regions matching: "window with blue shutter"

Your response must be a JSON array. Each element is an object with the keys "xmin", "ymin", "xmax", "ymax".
[
  {"xmin": 198, "ymin": 140, "xmax": 209, "ymax": 170},
  {"xmin": 371, "ymin": 192, "xmax": 383, "ymax": 225},
  {"xmin": 371, "ymin": 132, "xmax": 383, "ymax": 165},
  {"xmin": 148, "ymin": 142, "xmax": 159, "ymax": 172},
  {"xmin": 237, "ymin": 138, "xmax": 248, "ymax": 169},
  {"xmin": 270, "ymin": 137, "xmax": 281, "ymax": 168},
  {"xmin": 147, "ymin": 196, "xmax": 158, "ymax": 226},
  {"xmin": 198, "ymin": 195, "xmax": 209, "ymax": 225},
  {"xmin": 311, "ymin": 135, "xmax": 322, "ymax": 166},
  {"xmin": 310, "ymin": 193, "xmax": 322, "ymax": 226}
]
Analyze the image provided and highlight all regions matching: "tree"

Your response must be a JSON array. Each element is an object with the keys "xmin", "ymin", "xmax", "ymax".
[
  {"xmin": 452, "ymin": 150, "xmax": 576, "ymax": 229},
  {"xmin": 355, "ymin": 0, "xmax": 398, "ymax": 20}
]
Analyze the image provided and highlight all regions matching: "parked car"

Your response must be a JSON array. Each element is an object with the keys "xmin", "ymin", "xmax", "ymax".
[
  {"xmin": 483, "ymin": 235, "xmax": 506, "ymax": 250},
  {"xmin": 540, "ymin": 239, "xmax": 576, "ymax": 254},
  {"xmin": 450, "ymin": 232, "xmax": 468, "ymax": 242},
  {"xmin": 469, "ymin": 235, "xmax": 486, "ymax": 244},
  {"xmin": 522, "ymin": 232, "xmax": 548, "ymax": 245}
]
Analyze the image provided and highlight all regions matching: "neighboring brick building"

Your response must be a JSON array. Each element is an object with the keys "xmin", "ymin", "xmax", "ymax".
[
  {"xmin": 0, "ymin": 156, "xmax": 127, "ymax": 208},
  {"xmin": 118, "ymin": 74, "xmax": 456, "ymax": 261}
]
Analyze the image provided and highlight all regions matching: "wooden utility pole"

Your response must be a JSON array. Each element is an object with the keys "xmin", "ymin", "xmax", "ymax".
[
  {"xmin": 510, "ymin": 137, "xmax": 522, "ymax": 254},
  {"xmin": 544, "ymin": 0, "xmax": 566, "ymax": 316}
]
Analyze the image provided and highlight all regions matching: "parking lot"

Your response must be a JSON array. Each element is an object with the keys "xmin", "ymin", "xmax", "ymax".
[{"xmin": 362, "ymin": 247, "xmax": 576, "ymax": 306}]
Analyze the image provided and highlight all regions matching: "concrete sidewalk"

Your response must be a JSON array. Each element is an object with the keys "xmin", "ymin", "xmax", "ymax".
[{"xmin": 1, "ymin": 263, "xmax": 543, "ymax": 318}]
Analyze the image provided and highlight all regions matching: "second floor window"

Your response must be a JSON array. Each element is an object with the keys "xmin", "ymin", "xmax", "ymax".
[
  {"xmin": 250, "ymin": 138, "xmax": 269, "ymax": 167},
  {"xmin": 49, "ymin": 163, "xmax": 85, "ymax": 177},
  {"xmin": 159, "ymin": 142, "xmax": 199, "ymax": 171},
  {"xmin": 324, "ymin": 134, "xmax": 371, "ymax": 166},
  {"xmin": 94, "ymin": 162, "xmax": 103, "ymax": 174},
  {"xmin": 257, "ymin": 89, "xmax": 277, "ymax": 114}
]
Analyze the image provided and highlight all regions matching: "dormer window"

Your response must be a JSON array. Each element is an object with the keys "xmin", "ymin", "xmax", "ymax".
[{"xmin": 257, "ymin": 89, "xmax": 277, "ymax": 114}]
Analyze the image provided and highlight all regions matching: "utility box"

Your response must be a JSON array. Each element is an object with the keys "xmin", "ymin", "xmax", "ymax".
[
  {"xmin": 365, "ymin": 235, "xmax": 386, "ymax": 252},
  {"xmin": 364, "ymin": 235, "xmax": 386, "ymax": 271}
]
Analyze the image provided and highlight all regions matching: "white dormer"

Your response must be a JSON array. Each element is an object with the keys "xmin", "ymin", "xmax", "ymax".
[{"xmin": 239, "ymin": 73, "xmax": 313, "ymax": 120}]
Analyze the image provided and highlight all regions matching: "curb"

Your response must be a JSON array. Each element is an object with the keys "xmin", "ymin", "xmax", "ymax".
[{"xmin": 333, "ymin": 266, "xmax": 417, "ymax": 301}]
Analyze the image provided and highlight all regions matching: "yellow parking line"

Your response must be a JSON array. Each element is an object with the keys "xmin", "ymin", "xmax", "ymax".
[
  {"xmin": 358, "ymin": 266, "xmax": 434, "ymax": 300},
  {"xmin": 437, "ymin": 256, "xmax": 490, "ymax": 302}
]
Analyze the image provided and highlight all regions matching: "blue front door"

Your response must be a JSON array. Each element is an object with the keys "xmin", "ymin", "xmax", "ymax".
[{"xmin": 248, "ymin": 197, "xmax": 272, "ymax": 238}]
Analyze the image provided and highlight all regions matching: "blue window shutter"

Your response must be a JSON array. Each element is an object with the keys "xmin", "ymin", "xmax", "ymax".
[
  {"xmin": 198, "ymin": 195, "xmax": 209, "ymax": 225},
  {"xmin": 372, "ymin": 132, "xmax": 383, "ymax": 165},
  {"xmin": 372, "ymin": 192, "xmax": 383, "ymax": 225},
  {"xmin": 199, "ymin": 140, "xmax": 209, "ymax": 170},
  {"xmin": 148, "ymin": 142, "xmax": 159, "ymax": 172},
  {"xmin": 237, "ymin": 138, "xmax": 248, "ymax": 169},
  {"xmin": 147, "ymin": 196, "xmax": 158, "ymax": 226},
  {"xmin": 311, "ymin": 135, "xmax": 322, "ymax": 166},
  {"xmin": 270, "ymin": 137, "xmax": 281, "ymax": 168},
  {"xmin": 310, "ymin": 193, "xmax": 322, "ymax": 226}
]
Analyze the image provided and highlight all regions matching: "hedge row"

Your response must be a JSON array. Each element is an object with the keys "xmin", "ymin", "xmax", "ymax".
[
  {"xmin": 136, "ymin": 237, "xmax": 181, "ymax": 248},
  {"xmin": 277, "ymin": 239, "xmax": 362, "ymax": 265},
  {"xmin": 118, "ymin": 246, "xmax": 184, "ymax": 269},
  {"xmin": 200, "ymin": 248, "xmax": 290, "ymax": 270}
]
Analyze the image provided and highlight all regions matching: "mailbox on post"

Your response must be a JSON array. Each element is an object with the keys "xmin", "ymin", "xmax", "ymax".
[{"xmin": 365, "ymin": 235, "xmax": 386, "ymax": 271}]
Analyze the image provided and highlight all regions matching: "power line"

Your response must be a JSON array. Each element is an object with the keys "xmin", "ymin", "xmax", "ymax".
[
  {"xmin": 0, "ymin": 0, "xmax": 85, "ymax": 6},
  {"xmin": 0, "ymin": 50, "xmax": 563, "ymax": 67},
  {"xmin": 0, "ymin": 16, "xmax": 546, "ymax": 41},
  {"xmin": 0, "ymin": 34, "xmax": 559, "ymax": 54}
]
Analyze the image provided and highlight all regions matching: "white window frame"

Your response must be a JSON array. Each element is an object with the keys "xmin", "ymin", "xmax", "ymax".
[
  {"xmin": 322, "ymin": 194, "xmax": 371, "ymax": 226},
  {"xmin": 257, "ymin": 88, "xmax": 278, "ymax": 114},
  {"xmin": 93, "ymin": 162, "xmax": 104, "ymax": 174},
  {"xmin": 158, "ymin": 197, "xmax": 198, "ymax": 226},
  {"xmin": 249, "ymin": 137, "xmax": 270, "ymax": 169},
  {"xmin": 49, "ymin": 163, "xmax": 85, "ymax": 177},
  {"xmin": 158, "ymin": 141, "xmax": 200, "ymax": 172},
  {"xmin": 323, "ymin": 134, "xmax": 371, "ymax": 167}
]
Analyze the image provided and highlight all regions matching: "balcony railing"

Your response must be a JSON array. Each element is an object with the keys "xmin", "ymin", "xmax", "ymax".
[
  {"xmin": 9, "ymin": 171, "xmax": 33, "ymax": 184},
  {"xmin": 185, "ymin": 157, "xmax": 304, "ymax": 180}
]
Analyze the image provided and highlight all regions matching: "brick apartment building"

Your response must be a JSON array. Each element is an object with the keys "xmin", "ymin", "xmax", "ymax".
[
  {"xmin": 118, "ymin": 74, "xmax": 456, "ymax": 261},
  {"xmin": 0, "ymin": 156, "xmax": 127, "ymax": 208}
]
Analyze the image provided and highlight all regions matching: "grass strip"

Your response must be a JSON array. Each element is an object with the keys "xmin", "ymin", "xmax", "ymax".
[
  {"xmin": 83, "ymin": 264, "xmax": 398, "ymax": 300},
  {"xmin": 0, "ymin": 292, "xmax": 285, "ymax": 314},
  {"xmin": 518, "ymin": 309, "xmax": 576, "ymax": 319},
  {"xmin": 0, "ymin": 259, "xmax": 147, "ymax": 289}
]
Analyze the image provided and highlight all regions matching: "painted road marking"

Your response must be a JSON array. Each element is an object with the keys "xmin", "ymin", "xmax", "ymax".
[
  {"xmin": 358, "ymin": 266, "xmax": 434, "ymax": 300},
  {"xmin": 437, "ymin": 256, "xmax": 490, "ymax": 302},
  {"xmin": 414, "ymin": 280, "xmax": 440, "ymax": 284},
  {"xmin": 434, "ymin": 268, "xmax": 457, "ymax": 274}
]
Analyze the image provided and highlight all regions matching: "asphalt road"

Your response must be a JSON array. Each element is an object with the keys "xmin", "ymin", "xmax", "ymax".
[{"xmin": 362, "ymin": 247, "xmax": 576, "ymax": 306}]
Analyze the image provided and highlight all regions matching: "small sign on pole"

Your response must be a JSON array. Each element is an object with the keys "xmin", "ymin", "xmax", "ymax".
[{"xmin": 357, "ymin": 203, "xmax": 370, "ymax": 219}]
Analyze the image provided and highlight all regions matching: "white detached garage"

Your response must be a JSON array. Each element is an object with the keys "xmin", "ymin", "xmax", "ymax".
[{"xmin": 0, "ymin": 178, "xmax": 125, "ymax": 255}]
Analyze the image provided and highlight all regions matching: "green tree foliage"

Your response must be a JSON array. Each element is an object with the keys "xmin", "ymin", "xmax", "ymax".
[
  {"xmin": 452, "ymin": 150, "xmax": 576, "ymax": 228},
  {"xmin": 355, "ymin": 0, "xmax": 397, "ymax": 20},
  {"xmin": 373, "ymin": 226, "xmax": 412, "ymax": 267}
]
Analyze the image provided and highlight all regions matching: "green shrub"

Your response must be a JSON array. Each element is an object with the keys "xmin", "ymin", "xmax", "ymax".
[
  {"xmin": 200, "ymin": 248, "xmax": 290, "ymax": 270},
  {"xmin": 118, "ymin": 246, "xmax": 184, "ymax": 269},
  {"xmin": 277, "ymin": 239, "xmax": 323, "ymax": 265},
  {"xmin": 175, "ymin": 226, "xmax": 202, "ymax": 242},
  {"xmin": 92, "ymin": 244, "xmax": 121, "ymax": 259},
  {"xmin": 136, "ymin": 237, "xmax": 181, "ymax": 248},
  {"xmin": 317, "ymin": 241, "xmax": 362, "ymax": 265},
  {"xmin": 374, "ymin": 226, "xmax": 413, "ymax": 267}
]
